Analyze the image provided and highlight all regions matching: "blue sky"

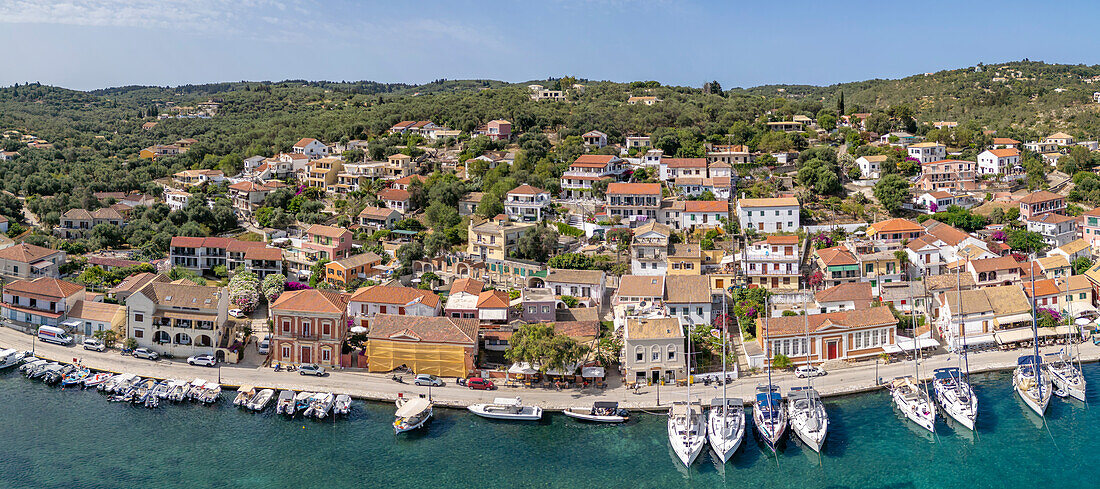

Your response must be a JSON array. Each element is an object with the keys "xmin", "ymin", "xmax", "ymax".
[{"xmin": 2, "ymin": 0, "xmax": 1099, "ymax": 91}]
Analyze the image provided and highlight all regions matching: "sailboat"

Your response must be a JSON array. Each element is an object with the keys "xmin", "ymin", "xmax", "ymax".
[
  {"xmin": 1015, "ymin": 257, "xmax": 1052, "ymax": 417},
  {"xmin": 754, "ymin": 297, "xmax": 787, "ymax": 452},
  {"xmin": 668, "ymin": 322, "xmax": 706, "ymax": 466},
  {"xmin": 787, "ymin": 295, "xmax": 828, "ymax": 452},
  {"xmin": 889, "ymin": 284, "xmax": 935, "ymax": 433},
  {"xmin": 934, "ymin": 269, "xmax": 977, "ymax": 430},
  {"xmin": 707, "ymin": 292, "xmax": 744, "ymax": 462}
]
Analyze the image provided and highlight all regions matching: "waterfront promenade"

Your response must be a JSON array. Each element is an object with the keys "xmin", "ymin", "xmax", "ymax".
[{"xmin": 3, "ymin": 325, "xmax": 1095, "ymax": 410}]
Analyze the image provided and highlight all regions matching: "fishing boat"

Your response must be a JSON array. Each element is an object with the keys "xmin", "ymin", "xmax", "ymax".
[
  {"xmin": 311, "ymin": 393, "xmax": 336, "ymax": 419},
  {"xmin": 707, "ymin": 291, "xmax": 745, "ymax": 462},
  {"xmin": 467, "ymin": 397, "xmax": 543, "ymax": 421},
  {"xmin": 247, "ymin": 389, "xmax": 275, "ymax": 411},
  {"xmin": 276, "ymin": 390, "xmax": 296, "ymax": 415},
  {"xmin": 563, "ymin": 401, "xmax": 630, "ymax": 423},
  {"xmin": 788, "ymin": 387, "xmax": 828, "ymax": 452},
  {"xmin": 667, "ymin": 400, "xmax": 706, "ymax": 466},
  {"xmin": 166, "ymin": 380, "xmax": 190, "ymax": 401},
  {"xmin": 706, "ymin": 397, "xmax": 745, "ymax": 462},
  {"xmin": 1014, "ymin": 355, "xmax": 1052, "ymax": 416},
  {"xmin": 394, "ymin": 395, "xmax": 433, "ymax": 433},
  {"xmin": 1046, "ymin": 351, "xmax": 1086, "ymax": 402},
  {"xmin": 754, "ymin": 384, "xmax": 788, "ymax": 451},
  {"xmin": 198, "ymin": 382, "xmax": 222, "ymax": 404},
  {"xmin": 131, "ymin": 378, "xmax": 158, "ymax": 404},
  {"xmin": 233, "ymin": 385, "xmax": 257, "ymax": 407},
  {"xmin": 333, "ymin": 394, "xmax": 352, "ymax": 415},
  {"xmin": 889, "ymin": 377, "xmax": 936, "ymax": 432},
  {"xmin": 83, "ymin": 372, "xmax": 114, "ymax": 389},
  {"xmin": 932, "ymin": 367, "xmax": 977, "ymax": 430},
  {"xmin": 0, "ymin": 349, "xmax": 27, "ymax": 369},
  {"xmin": 60, "ymin": 367, "xmax": 91, "ymax": 387},
  {"xmin": 151, "ymin": 380, "xmax": 171, "ymax": 399},
  {"xmin": 186, "ymin": 378, "xmax": 208, "ymax": 401}
]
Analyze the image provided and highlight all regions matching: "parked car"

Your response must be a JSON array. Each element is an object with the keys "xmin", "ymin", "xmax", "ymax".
[
  {"xmin": 132, "ymin": 348, "xmax": 159, "ymax": 360},
  {"xmin": 229, "ymin": 308, "xmax": 246, "ymax": 318},
  {"xmin": 414, "ymin": 374, "xmax": 444, "ymax": 387},
  {"xmin": 81, "ymin": 338, "xmax": 106, "ymax": 352},
  {"xmin": 258, "ymin": 335, "xmax": 271, "ymax": 355},
  {"xmin": 299, "ymin": 364, "xmax": 327, "ymax": 376},
  {"xmin": 187, "ymin": 354, "xmax": 217, "ymax": 367},
  {"xmin": 795, "ymin": 365, "xmax": 826, "ymax": 378},
  {"xmin": 466, "ymin": 377, "xmax": 495, "ymax": 390}
]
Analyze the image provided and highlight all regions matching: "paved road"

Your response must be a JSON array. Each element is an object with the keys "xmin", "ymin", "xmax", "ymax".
[{"xmin": 3, "ymin": 325, "xmax": 1096, "ymax": 411}]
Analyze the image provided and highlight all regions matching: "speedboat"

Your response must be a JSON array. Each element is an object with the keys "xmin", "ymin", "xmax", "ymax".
[
  {"xmin": 247, "ymin": 389, "xmax": 275, "ymax": 411},
  {"xmin": 563, "ymin": 401, "xmax": 630, "ymax": 423},
  {"xmin": 667, "ymin": 401, "xmax": 706, "ymax": 466},
  {"xmin": 198, "ymin": 382, "xmax": 222, "ymax": 404},
  {"xmin": 707, "ymin": 397, "xmax": 745, "ymax": 462},
  {"xmin": 1045, "ymin": 353, "xmax": 1086, "ymax": 402},
  {"xmin": 276, "ymin": 390, "xmax": 296, "ymax": 415},
  {"xmin": 468, "ymin": 397, "xmax": 543, "ymax": 421},
  {"xmin": 787, "ymin": 387, "xmax": 828, "ymax": 452},
  {"xmin": 394, "ymin": 395, "xmax": 433, "ymax": 433},
  {"xmin": 334, "ymin": 394, "xmax": 352, "ymax": 415},
  {"xmin": 753, "ymin": 384, "xmax": 788, "ymax": 452},
  {"xmin": 233, "ymin": 385, "xmax": 257, "ymax": 407},
  {"xmin": 166, "ymin": 380, "xmax": 190, "ymax": 401},
  {"xmin": 932, "ymin": 367, "xmax": 977, "ymax": 430},
  {"xmin": 0, "ymin": 349, "xmax": 27, "ymax": 369},
  {"xmin": 889, "ymin": 376, "xmax": 935, "ymax": 433},
  {"xmin": 60, "ymin": 367, "xmax": 91, "ymax": 387},
  {"xmin": 151, "ymin": 380, "xmax": 171, "ymax": 399},
  {"xmin": 83, "ymin": 372, "xmax": 114, "ymax": 389},
  {"xmin": 186, "ymin": 378, "xmax": 208, "ymax": 401},
  {"xmin": 1014, "ymin": 355, "xmax": 1052, "ymax": 416}
]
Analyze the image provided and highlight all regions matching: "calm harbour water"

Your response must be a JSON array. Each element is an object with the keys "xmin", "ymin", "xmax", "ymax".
[{"xmin": 2, "ymin": 363, "xmax": 1099, "ymax": 489}]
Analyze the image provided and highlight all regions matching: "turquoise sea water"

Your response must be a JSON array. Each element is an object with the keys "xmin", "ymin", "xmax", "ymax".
[{"xmin": 2, "ymin": 363, "xmax": 1098, "ymax": 489}]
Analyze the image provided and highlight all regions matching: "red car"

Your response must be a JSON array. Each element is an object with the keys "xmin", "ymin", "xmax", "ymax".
[{"xmin": 466, "ymin": 377, "xmax": 496, "ymax": 390}]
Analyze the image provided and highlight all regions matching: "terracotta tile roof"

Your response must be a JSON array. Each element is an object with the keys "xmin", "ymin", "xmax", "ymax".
[
  {"xmin": 607, "ymin": 182, "xmax": 660, "ymax": 195},
  {"xmin": 664, "ymin": 275, "xmax": 709, "ymax": 303},
  {"xmin": 306, "ymin": 224, "xmax": 350, "ymax": 239},
  {"xmin": 737, "ymin": 197, "xmax": 798, "ymax": 208},
  {"xmin": 684, "ymin": 200, "xmax": 728, "ymax": 213},
  {"xmin": 477, "ymin": 290, "xmax": 509, "ymax": 309},
  {"xmin": 0, "ymin": 243, "xmax": 60, "ymax": 263},
  {"xmin": 816, "ymin": 246, "xmax": 858, "ymax": 266},
  {"xmin": 664, "ymin": 158, "xmax": 707, "ymax": 168},
  {"xmin": 450, "ymin": 278, "xmax": 484, "ymax": 296},
  {"xmin": 271, "ymin": 289, "xmax": 348, "ymax": 315},
  {"xmin": 759, "ymin": 306, "xmax": 897, "ymax": 337},
  {"xmin": 368, "ymin": 314, "xmax": 478, "ymax": 345},
  {"xmin": 5, "ymin": 277, "xmax": 83, "ymax": 299},
  {"xmin": 349, "ymin": 285, "xmax": 439, "ymax": 308},
  {"xmin": 617, "ymin": 275, "xmax": 665, "ymax": 298},
  {"xmin": 507, "ymin": 184, "xmax": 545, "ymax": 195},
  {"xmin": 814, "ymin": 282, "xmax": 873, "ymax": 307},
  {"xmin": 1017, "ymin": 191, "xmax": 1062, "ymax": 204}
]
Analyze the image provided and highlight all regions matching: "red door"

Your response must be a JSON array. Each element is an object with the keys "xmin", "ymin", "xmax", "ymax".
[
  {"xmin": 301, "ymin": 346, "xmax": 312, "ymax": 364},
  {"xmin": 826, "ymin": 341, "xmax": 838, "ymax": 360}
]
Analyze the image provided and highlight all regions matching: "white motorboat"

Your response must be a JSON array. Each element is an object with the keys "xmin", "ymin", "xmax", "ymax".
[
  {"xmin": 333, "ymin": 394, "xmax": 352, "ymax": 415},
  {"xmin": 667, "ymin": 401, "xmax": 706, "ymax": 466},
  {"xmin": 1014, "ymin": 355, "xmax": 1051, "ymax": 416},
  {"xmin": 233, "ymin": 385, "xmax": 257, "ymax": 407},
  {"xmin": 932, "ymin": 367, "xmax": 977, "ymax": 430},
  {"xmin": 276, "ymin": 390, "xmax": 296, "ymax": 415},
  {"xmin": 706, "ymin": 397, "xmax": 745, "ymax": 462},
  {"xmin": 247, "ymin": 389, "xmax": 276, "ymax": 411},
  {"xmin": 563, "ymin": 401, "xmax": 630, "ymax": 423},
  {"xmin": 166, "ymin": 380, "xmax": 190, "ymax": 401},
  {"xmin": 0, "ymin": 349, "xmax": 27, "ymax": 369},
  {"xmin": 311, "ymin": 393, "xmax": 335, "ymax": 419},
  {"xmin": 1045, "ymin": 352, "xmax": 1086, "ymax": 402},
  {"xmin": 186, "ymin": 378, "xmax": 208, "ymax": 401},
  {"xmin": 394, "ymin": 395, "xmax": 433, "ymax": 433},
  {"xmin": 890, "ymin": 376, "xmax": 936, "ymax": 432},
  {"xmin": 753, "ymin": 384, "xmax": 788, "ymax": 452},
  {"xmin": 787, "ymin": 387, "xmax": 828, "ymax": 452},
  {"xmin": 83, "ymin": 372, "xmax": 114, "ymax": 389},
  {"xmin": 467, "ymin": 397, "xmax": 543, "ymax": 421}
]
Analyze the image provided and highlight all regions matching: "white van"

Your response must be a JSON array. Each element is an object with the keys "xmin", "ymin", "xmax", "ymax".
[{"xmin": 37, "ymin": 326, "xmax": 73, "ymax": 346}]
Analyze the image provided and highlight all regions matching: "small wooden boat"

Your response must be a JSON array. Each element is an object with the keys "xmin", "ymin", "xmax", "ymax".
[{"xmin": 563, "ymin": 401, "xmax": 630, "ymax": 423}]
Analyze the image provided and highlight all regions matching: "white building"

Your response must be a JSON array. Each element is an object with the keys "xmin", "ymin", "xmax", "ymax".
[{"xmin": 736, "ymin": 197, "xmax": 800, "ymax": 233}]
